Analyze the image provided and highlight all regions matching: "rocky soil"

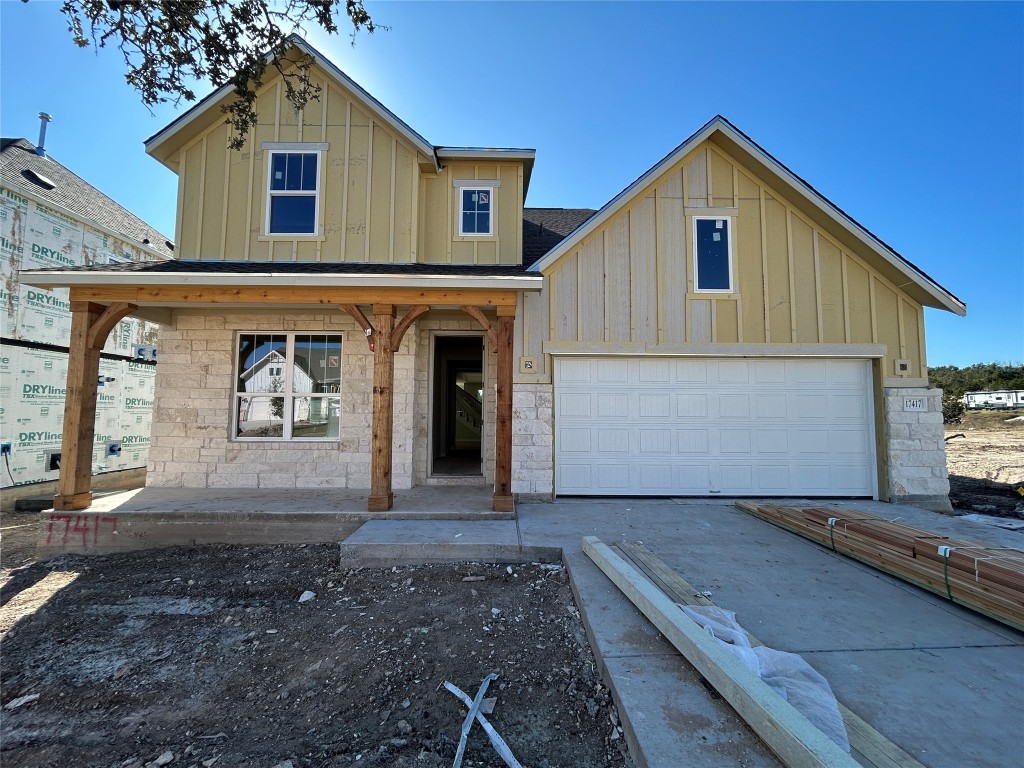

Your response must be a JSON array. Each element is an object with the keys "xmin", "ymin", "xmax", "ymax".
[
  {"xmin": 945, "ymin": 410, "xmax": 1024, "ymax": 518},
  {"xmin": 0, "ymin": 545, "xmax": 631, "ymax": 768}
]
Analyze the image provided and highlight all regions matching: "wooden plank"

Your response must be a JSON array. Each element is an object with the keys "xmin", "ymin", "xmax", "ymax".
[
  {"xmin": 735, "ymin": 503, "xmax": 1024, "ymax": 630},
  {"xmin": 612, "ymin": 542, "xmax": 928, "ymax": 768},
  {"xmin": 583, "ymin": 536, "xmax": 859, "ymax": 768}
]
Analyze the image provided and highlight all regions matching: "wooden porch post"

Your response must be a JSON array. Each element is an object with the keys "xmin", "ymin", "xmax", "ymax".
[
  {"xmin": 54, "ymin": 301, "xmax": 136, "ymax": 510},
  {"xmin": 493, "ymin": 306, "xmax": 516, "ymax": 512},
  {"xmin": 369, "ymin": 303, "xmax": 395, "ymax": 512}
]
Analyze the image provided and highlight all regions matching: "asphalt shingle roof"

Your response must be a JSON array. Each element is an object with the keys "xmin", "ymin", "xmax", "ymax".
[
  {"xmin": 0, "ymin": 138, "xmax": 174, "ymax": 259},
  {"xmin": 522, "ymin": 208, "xmax": 596, "ymax": 268}
]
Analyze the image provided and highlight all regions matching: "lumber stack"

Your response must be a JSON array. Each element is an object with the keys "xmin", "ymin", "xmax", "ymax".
[{"xmin": 735, "ymin": 501, "xmax": 1024, "ymax": 632}]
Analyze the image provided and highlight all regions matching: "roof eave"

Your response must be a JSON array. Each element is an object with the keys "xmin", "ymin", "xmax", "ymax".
[
  {"xmin": 18, "ymin": 269, "xmax": 543, "ymax": 292},
  {"xmin": 436, "ymin": 147, "xmax": 536, "ymax": 197}
]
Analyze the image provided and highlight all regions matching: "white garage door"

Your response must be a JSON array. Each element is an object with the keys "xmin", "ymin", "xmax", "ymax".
[{"xmin": 554, "ymin": 357, "xmax": 876, "ymax": 497}]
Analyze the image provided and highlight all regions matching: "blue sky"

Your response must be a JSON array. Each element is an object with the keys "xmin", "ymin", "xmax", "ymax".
[{"xmin": 1, "ymin": 1, "xmax": 1021, "ymax": 367}]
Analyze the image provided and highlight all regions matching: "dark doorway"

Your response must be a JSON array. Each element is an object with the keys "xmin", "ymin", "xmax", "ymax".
[{"xmin": 432, "ymin": 335, "xmax": 484, "ymax": 476}]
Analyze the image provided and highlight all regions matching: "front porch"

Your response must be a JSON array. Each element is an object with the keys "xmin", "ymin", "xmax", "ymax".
[{"xmin": 35, "ymin": 485, "xmax": 508, "ymax": 558}]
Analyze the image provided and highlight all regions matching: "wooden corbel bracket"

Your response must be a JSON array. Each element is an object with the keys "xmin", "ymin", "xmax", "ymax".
[
  {"xmin": 461, "ymin": 305, "xmax": 497, "ymax": 348},
  {"xmin": 84, "ymin": 302, "xmax": 137, "ymax": 350},
  {"xmin": 340, "ymin": 304, "xmax": 376, "ymax": 350}
]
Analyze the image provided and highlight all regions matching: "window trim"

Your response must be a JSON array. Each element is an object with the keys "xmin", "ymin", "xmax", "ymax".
[
  {"xmin": 691, "ymin": 215, "xmax": 735, "ymax": 293},
  {"xmin": 264, "ymin": 147, "xmax": 325, "ymax": 236},
  {"xmin": 456, "ymin": 184, "xmax": 496, "ymax": 237},
  {"xmin": 233, "ymin": 331, "xmax": 343, "ymax": 442}
]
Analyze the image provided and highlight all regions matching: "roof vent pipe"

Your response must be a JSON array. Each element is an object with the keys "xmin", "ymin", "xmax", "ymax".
[{"xmin": 36, "ymin": 112, "xmax": 52, "ymax": 157}]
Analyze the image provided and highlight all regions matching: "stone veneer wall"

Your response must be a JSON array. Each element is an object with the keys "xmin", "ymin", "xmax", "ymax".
[
  {"xmin": 511, "ymin": 383, "xmax": 554, "ymax": 499},
  {"xmin": 147, "ymin": 311, "xmax": 416, "ymax": 489},
  {"xmin": 883, "ymin": 386, "xmax": 952, "ymax": 512}
]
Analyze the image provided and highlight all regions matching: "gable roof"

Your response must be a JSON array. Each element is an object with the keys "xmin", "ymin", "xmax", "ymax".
[
  {"xmin": 528, "ymin": 116, "xmax": 965, "ymax": 317},
  {"xmin": 1, "ymin": 138, "xmax": 174, "ymax": 260},
  {"xmin": 522, "ymin": 208, "xmax": 597, "ymax": 268},
  {"xmin": 145, "ymin": 35, "xmax": 438, "ymax": 171}
]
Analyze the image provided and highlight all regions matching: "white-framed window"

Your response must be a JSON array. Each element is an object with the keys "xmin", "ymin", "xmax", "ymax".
[
  {"xmin": 692, "ymin": 216, "xmax": 734, "ymax": 292},
  {"xmin": 459, "ymin": 187, "xmax": 494, "ymax": 236},
  {"xmin": 234, "ymin": 332, "xmax": 343, "ymax": 440},
  {"xmin": 264, "ymin": 143, "xmax": 326, "ymax": 235}
]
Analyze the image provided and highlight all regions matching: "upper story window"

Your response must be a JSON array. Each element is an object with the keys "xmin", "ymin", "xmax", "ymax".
[
  {"xmin": 693, "ymin": 216, "xmax": 734, "ymax": 292},
  {"xmin": 263, "ymin": 142, "xmax": 328, "ymax": 236},
  {"xmin": 459, "ymin": 187, "xmax": 493, "ymax": 236}
]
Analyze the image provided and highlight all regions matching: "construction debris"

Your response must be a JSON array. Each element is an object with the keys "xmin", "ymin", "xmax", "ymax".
[
  {"xmin": 444, "ymin": 677, "xmax": 523, "ymax": 768},
  {"xmin": 735, "ymin": 502, "xmax": 1024, "ymax": 631}
]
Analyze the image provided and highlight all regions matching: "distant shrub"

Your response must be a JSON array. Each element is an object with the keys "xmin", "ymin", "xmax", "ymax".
[{"xmin": 942, "ymin": 392, "xmax": 965, "ymax": 424}]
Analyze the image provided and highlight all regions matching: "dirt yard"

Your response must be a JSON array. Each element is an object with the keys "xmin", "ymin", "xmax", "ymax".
[
  {"xmin": 0, "ymin": 546, "xmax": 631, "ymax": 768},
  {"xmin": 945, "ymin": 409, "xmax": 1024, "ymax": 518}
]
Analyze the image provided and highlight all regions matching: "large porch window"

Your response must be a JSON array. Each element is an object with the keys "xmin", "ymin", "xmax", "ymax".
[{"xmin": 234, "ymin": 333, "xmax": 342, "ymax": 440}]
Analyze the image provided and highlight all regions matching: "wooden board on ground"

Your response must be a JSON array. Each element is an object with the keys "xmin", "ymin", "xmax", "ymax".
[
  {"xmin": 583, "ymin": 536, "xmax": 860, "ymax": 768},
  {"xmin": 612, "ymin": 541, "xmax": 927, "ymax": 768}
]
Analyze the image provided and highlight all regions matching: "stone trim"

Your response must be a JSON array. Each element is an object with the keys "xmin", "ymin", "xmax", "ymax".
[{"xmin": 883, "ymin": 386, "xmax": 952, "ymax": 513}]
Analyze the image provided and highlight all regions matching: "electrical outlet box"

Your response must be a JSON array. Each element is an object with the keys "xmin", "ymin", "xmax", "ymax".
[
  {"xmin": 46, "ymin": 451, "xmax": 61, "ymax": 471},
  {"xmin": 519, "ymin": 356, "xmax": 537, "ymax": 374},
  {"xmin": 0, "ymin": 443, "xmax": 11, "ymax": 457},
  {"xmin": 106, "ymin": 440, "xmax": 122, "ymax": 458},
  {"xmin": 894, "ymin": 359, "xmax": 911, "ymax": 376}
]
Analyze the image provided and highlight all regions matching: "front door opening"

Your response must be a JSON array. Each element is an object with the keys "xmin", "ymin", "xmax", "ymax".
[{"xmin": 432, "ymin": 335, "xmax": 483, "ymax": 476}]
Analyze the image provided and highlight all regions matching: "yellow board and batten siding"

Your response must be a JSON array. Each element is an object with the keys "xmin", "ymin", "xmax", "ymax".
[
  {"xmin": 521, "ymin": 140, "xmax": 926, "ymax": 380},
  {"xmin": 173, "ymin": 64, "xmax": 524, "ymax": 265}
]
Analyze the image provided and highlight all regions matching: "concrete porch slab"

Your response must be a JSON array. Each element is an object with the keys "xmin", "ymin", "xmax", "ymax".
[{"xmin": 35, "ymin": 485, "xmax": 508, "ymax": 558}]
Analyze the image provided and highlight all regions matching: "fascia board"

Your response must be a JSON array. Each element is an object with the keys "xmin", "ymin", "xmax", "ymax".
[
  {"xmin": 710, "ymin": 122, "xmax": 966, "ymax": 317},
  {"xmin": 528, "ymin": 119, "xmax": 722, "ymax": 274},
  {"xmin": 18, "ymin": 270, "xmax": 543, "ymax": 292},
  {"xmin": 145, "ymin": 36, "xmax": 439, "ymax": 172}
]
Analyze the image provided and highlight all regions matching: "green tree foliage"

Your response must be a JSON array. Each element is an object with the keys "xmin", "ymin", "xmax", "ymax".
[
  {"xmin": 929, "ymin": 363, "xmax": 1024, "ymax": 401},
  {"xmin": 51, "ymin": 0, "xmax": 382, "ymax": 149}
]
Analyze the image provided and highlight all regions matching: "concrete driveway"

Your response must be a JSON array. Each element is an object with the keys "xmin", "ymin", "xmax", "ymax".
[{"xmin": 343, "ymin": 497, "xmax": 1024, "ymax": 768}]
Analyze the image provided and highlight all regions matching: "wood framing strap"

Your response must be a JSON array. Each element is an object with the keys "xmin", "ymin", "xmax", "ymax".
[{"xmin": 461, "ymin": 306, "xmax": 497, "ymax": 347}]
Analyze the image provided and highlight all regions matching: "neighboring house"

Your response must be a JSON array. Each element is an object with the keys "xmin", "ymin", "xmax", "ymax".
[
  {"xmin": 21, "ymin": 37, "xmax": 964, "ymax": 515},
  {"xmin": 1, "ymin": 135, "xmax": 172, "ymax": 504}
]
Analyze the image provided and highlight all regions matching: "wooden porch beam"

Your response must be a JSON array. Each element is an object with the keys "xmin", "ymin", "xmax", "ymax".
[
  {"xmin": 55, "ymin": 301, "xmax": 137, "ymax": 511},
  {"xmin": 369, "ymin": 304, "xmax": 396, "ymax": 512},
  {"xmin": 70, "ymin": 285, "xmax": 521, "ymax": 308},
  {"xmin": 392, "ymin": 304, "xmax": 429, "ymax": 350},
  {"xmin": 461, "ymin": 305, "xmax": 497, "ymax": 347},
  {"xmin": 493, "ymin": 305, "xmax": 516, "ymax": 513}
]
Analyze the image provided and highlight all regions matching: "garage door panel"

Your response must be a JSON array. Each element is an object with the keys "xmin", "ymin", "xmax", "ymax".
[
  {"xmin": 596, "ymin": 358, "xmax": 629, "ymax": 383},
  {"xmin": 596, "ymin": 392, "xmax": 630, "ymax": 418},
  {"xmin": 596, "ymin": 428, "xmax": 629, "ymax": 453},
  {"xmin": 676, "ymin": 394, "xmax": 709, "ymax": 418},
  {"xmin": 558, "ymin": 392, "xmax": 591, "ymax": 418},
  {"xmin": 720, "ymin": 429, "xmax": 752, "ymax": 454},
  {"xmin": 721, "ymin": 464, "xmax": 754, "ymax": 491},
  {"xmin": 555, "ymin": 357, "xmax": 875, "ymax": 497},
  {"xmin": 676, "ymin": 430, "xmax": 709, "ymax": 453},
  {"xmin": 639, "ymin": 428, "xmax": 672, "ymax": 454},
  {"xmin": 675, "ymin": 360, "xmax": 709, "ymax": 383},
  {"xmin": 754, "ymin": 361, "xmax": 788, "ymax": 384},
  {"xmin": 639, "ymin": 393, "xmax": 671, "ymax": 418},
  {"xmin": 719, "ymin": 394, "xmax": 751, "ymax": 418}
]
